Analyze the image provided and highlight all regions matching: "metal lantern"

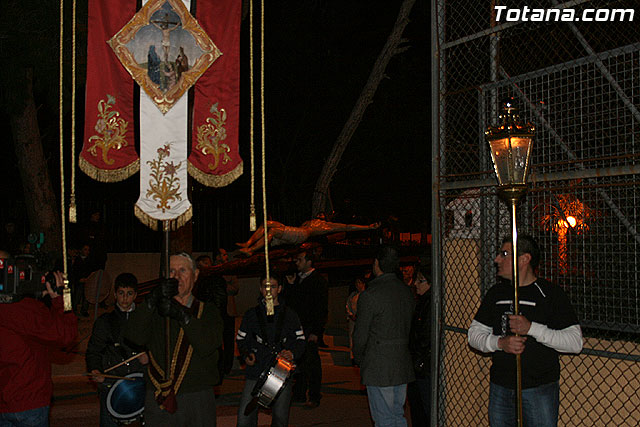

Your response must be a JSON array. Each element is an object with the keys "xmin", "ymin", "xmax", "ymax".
[
  {"xmin": 486, "ymin": 99, "xmax": 535, "ymax": 200},
  {"xmin": 486, "ymin": 98, "xmax": 535, "ymax": 427}
]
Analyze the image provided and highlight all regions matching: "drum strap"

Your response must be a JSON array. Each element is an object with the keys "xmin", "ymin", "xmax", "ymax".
[
  {"xmin": 255, "ymin": 304, "xmax": 287, "ymax": 352},
  {"xmin": 147, "ymin": 299, "xmax": 204, "ymax": 413}
]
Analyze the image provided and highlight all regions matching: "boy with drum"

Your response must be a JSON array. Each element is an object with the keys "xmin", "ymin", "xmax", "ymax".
[
  {"xmin": 236, "ymin": 274, "xmax": 306, "ymax": 427},
  {"xmin": 86, "ymin": 273, "xmax": 147, "ymax": 426}
]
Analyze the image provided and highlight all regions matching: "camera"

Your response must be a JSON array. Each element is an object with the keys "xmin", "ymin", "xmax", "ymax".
[{"xmin": 0, "ymin": 254, "xmax": 56, "ymax": 303}]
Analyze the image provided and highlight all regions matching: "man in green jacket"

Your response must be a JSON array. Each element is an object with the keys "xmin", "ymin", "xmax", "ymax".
[
  {"xmin": 125, "ymin": 252, "xmax": 222, "ymax": 426},
  {"xmin": 353, "ymin": 245, "xmax": 415, "ymax": 426}
]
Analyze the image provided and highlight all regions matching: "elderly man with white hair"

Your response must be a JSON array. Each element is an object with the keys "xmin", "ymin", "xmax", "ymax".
[{"xmin": 125, "ymin": 252, "xmax": 223, "ymax": 426}]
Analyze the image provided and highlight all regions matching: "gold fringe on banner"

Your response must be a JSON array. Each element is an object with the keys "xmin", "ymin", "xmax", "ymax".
[
  {"xmin": 187, "ymin": 161, "xmax": 243, "ymax": 187},
  {"xmin": 134, "ymin": 204, "xmax": 193, "ymax": 231},
  {"xmin": 79, "ymin": 156, "xmax": 140, "ymax": 182}
]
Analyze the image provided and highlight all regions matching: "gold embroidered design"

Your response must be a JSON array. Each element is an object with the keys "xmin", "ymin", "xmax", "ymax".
[
  {"xmin": 146, "ymin": 144, "xmax": 182, "ymax": 212},
  {"xmin": 87, "ymin": 95, "xmax": 129, "ymax": 165},
  {"xmin": 196, "ymin": 103, "xmax": 231, "ymax": 171}
]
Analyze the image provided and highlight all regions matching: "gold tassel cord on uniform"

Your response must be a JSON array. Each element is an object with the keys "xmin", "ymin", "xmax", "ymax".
[
  {"xmin": 59, "ymin": 0, "xmax": 72, "ymax": 311},
  {"xmin": 248, "ymin": 0, "xmax": 257, "ymax": 231},
  {"xmin": 259, "ymin": 0, "xmax": 273, "ymax": 316},
  {"xmin": 68, "ymin": 0, "xmax": 77, "ymax": 223}
]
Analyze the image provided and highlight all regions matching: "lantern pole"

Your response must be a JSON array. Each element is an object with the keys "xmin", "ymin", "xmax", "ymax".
[
  {"xmin": 503, "ymin": 187, "xmax": 525, "ymax": 427},
  {"xmin": 486, "ymin": 99, "xmax": 534, "ymax": 427}
]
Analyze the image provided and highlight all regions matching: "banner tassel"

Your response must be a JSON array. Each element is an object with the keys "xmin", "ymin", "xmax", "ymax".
[
  {"xmin": 69, "ymin": 194, "xmax": 77, "ymax": 223},
  {"xmin": 249, "ymin": 204, "xmax": 257, "ymax": 231}
]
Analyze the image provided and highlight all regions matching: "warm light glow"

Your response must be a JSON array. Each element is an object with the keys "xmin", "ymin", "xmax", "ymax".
[
  {"xmin": 535, "ymin": 194, "xmax": 595, "ymax": 276},
  {"xmin": 488, "ymin": 136, "xmax": 533, "ymax": 187},
  {"xmin": 557, "ymin": 216, "xmax": 577, "ymax": 229}
]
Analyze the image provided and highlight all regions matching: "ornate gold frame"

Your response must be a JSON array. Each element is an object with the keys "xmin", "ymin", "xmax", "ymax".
[{"xmin": 108, "ymin": 0, "xmax": 221, "ymax": 114}]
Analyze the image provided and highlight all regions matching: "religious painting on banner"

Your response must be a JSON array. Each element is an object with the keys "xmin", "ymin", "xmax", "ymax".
[
  {"xmin": 82, "ymin": 0, "xmax": 242, "ymax": 231},
  {"xmin": 108, "ymin": 0, "xmax": 220, "ymax": 114}
]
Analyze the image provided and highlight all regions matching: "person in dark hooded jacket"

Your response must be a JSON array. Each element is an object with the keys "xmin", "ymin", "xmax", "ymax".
[{"xmin": 236, "ymin": 275, "xmax": 306, "ymax": 427}]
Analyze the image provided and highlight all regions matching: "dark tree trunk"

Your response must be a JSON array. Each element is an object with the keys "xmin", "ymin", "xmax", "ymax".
[
  {"xmin": 9, "ymin": 68, "xmax": 62, "ymax": 254},
  {"xmin": 170, "ymin": 220, "xmax": 193, "ymax": 254},
  {"xmin": 311, "ymin": 0, "xmax": 417, "ymax": 217}
]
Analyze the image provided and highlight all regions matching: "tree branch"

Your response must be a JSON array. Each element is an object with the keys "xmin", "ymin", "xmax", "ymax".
[{"xmin": 311, "ymin": 0, "xmax": 417, "ymax": 216}]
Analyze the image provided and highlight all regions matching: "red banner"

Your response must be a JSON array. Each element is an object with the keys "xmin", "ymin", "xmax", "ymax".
[
  {"xmin": 81, "ymin": 0, "xmax": 139, "ymax": 182},
  {"xmin": 188, "ymin": 0, "xmax": 243, "ymax": 187}
]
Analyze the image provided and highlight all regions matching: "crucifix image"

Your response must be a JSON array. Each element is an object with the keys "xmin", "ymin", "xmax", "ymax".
[{"xmin": 151, "ymin": 13, "xmax": 180, "ymax": 63}]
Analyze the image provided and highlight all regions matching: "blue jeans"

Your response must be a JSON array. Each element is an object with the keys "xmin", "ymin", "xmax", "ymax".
[
  {"xmin": 366, "ymin": 384, "xmax": 408, "ymax": 427},
  {"xmin": 237, "ymin": 379, "xmax": 293, "ymax": 427},
  {"xmin": 0, "ymin": 406, "xmax": 49, "ymax": 427},
  {"xmin": 489, "ymin": 381, "xmax": 559, "ymax": 427}
]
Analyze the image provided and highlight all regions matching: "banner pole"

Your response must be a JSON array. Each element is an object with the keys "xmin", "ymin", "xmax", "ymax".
[{"xmin": 163, "ymin": 221, "xmax": 170, "ymax": 381}]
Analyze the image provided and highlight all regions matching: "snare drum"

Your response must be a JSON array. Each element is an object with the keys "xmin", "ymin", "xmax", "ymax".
[
  {"xmin": 106, "ymin": 372, "xmax": 145, "ymax": 425},
  {"xmin": 252, "ymin": 355, "xmax": 296, "ymax": 409}
]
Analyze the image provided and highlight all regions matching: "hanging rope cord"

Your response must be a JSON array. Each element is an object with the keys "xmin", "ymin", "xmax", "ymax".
[
  {"xmin": 68, "ymin": 0, "xmax": 77, "ymax": 224},
  {"xmin": 58, "ymin": 0, "xmax": 68, "ymax": 276},
  {"xmin": 58, "ymin": 0, "xmax": 74, "ymax": 311},
  {"xmin": 256, "ymin": 0, "xmax": 273, "ymax": 315},
  {"xmin": 248, "ymin": 0, "xmax": 257, "ymax": 232}
]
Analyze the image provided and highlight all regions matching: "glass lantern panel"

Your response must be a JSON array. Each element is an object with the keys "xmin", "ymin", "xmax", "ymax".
[
  {"xmin": 489, "ymin": 138, "xmax": 510, "ymax": 186},
  {"xmin": 510, "ymin": 137, "xmax": 533, "ymax": 185}
]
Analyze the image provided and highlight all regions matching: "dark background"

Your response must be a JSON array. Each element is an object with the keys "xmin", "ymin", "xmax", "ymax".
[{"xmin": 0, "ymin": 0, "xmax": 429, "ymax": 250}]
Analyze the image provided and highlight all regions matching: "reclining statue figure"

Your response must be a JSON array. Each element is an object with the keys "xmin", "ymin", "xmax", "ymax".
[{"xmin": 236, "ymin": 219, "xmax": 380, "ymax": 256}]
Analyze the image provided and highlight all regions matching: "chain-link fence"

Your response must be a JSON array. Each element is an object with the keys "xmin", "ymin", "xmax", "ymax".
[{"xmin": 432, "ymin": 1, "xmax": 640, "ymax": 425}]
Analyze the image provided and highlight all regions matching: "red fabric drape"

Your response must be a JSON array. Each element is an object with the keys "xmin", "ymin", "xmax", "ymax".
[
  {"xmin": 188, "ymin": 0, "xmax": 243, "ymax": 187},
  {"xmin": 81, "ymin": 0, "xmax": 139, "ymax": 182}
]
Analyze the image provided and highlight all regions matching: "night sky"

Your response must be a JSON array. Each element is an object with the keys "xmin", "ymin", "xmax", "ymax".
[{"xmin": 0, "ymin": 0, "xmax": 429, "ymax": 236}]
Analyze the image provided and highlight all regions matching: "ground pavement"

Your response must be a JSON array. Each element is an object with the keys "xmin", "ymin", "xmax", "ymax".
[{"xmin": 49, "ymin": 308, "xmax": 414, "ymax": 426}]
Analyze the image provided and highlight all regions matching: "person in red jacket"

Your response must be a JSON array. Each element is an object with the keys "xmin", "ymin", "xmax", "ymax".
[{"xmin": 0, "ymin": 267, "xmax": 78, "ymax": 427}]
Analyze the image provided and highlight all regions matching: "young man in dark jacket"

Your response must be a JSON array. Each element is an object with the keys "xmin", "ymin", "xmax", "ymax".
[
  {"xmin": 284, "ymin": 250, "xmax": 328, "ymax": 408},
  {"xmin": 236, "ymin": 275, "xmax": 306, "ymax": 427},
  {"xmin": 86, "ymin": 273, "xmax": 147, "ymax": 426}
]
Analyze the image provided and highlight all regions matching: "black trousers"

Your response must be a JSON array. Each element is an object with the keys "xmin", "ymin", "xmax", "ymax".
[
  {"xmin": 292, "ymin": 341, "xmax": 322, "ymax": 403},
  {"xmin": 222, "ymin": 313, "xmax": 236, "ymax": 373},
  {"xmin": 143, "ymin": 388, "xmax": 216, "ymax": 427}
]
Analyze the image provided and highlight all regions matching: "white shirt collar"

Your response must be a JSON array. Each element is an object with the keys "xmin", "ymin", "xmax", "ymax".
[
  {"xmin": 117, "ymin": 301, "xmax": 136, "ymax": 313},
  {"xmin": 298, "ymin": 268, "xmax": 315, "ymax": 280}
]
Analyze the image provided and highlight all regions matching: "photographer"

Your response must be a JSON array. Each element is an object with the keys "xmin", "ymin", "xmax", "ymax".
[{"xmin": 0, "ymin": 256, "xmax": 78, "ymax": 427}]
